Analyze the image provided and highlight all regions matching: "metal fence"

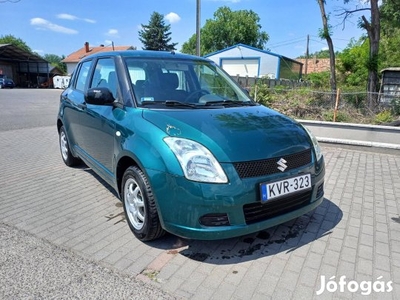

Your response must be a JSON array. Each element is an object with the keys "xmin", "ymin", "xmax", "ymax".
[{"xmin": 232, "ymin": 76, "xmax": 399, "ymax": 113}]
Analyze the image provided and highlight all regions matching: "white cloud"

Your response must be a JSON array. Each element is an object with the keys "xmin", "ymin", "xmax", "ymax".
[
  {"xmin": 30, "ymin": 18, "xmax": 78, "ymax": 34},
  {"xmin": 106, "ymin": 29, "xmax": 119, "ymax": 37},
  {"xmin": 165, "ymin": 12, "xmax": 181, "ymax": 24},
  {"xmin": 57, "ymin": 13, "xmax": 96, "ymax": 23},
  {"xmin": 57, "ymin": 13, "xmax": 78, "ymax": 20},
  {"xmin": 84, "ymin": 18, "xmax": 96, "ymax": 24}
]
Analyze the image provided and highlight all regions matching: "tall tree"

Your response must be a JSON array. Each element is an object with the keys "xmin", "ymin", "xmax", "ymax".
[
  {"xmin": 317, "ymin": 0, "xmax": 337, "ymax": 101},
  {"xmin": 181, "ymin": 6, "xmax": 269, "ymax": 56},
  {"xmin": 43, "ymin": 54, "xmax": 67, "ymax": 74},
  {"xmin": 0, "ymin": 34, "xmax": 32, "ymax": 53},
  {"xmin": 138, "ymin": 12, "xmax": 177, "ymax": 51},
  {"xmin": 339, "ymin": 0, "xmax": 380, "ymax": 109}
]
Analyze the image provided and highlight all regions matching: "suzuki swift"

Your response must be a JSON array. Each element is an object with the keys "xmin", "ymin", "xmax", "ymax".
[{"xmin": 57, "ymin": 50, "xmax": 325, "ymax": 241}]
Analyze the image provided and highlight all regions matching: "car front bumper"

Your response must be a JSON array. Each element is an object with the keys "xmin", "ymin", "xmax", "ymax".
[{"xmin": 147, "ymin": 157, "xmax": 325, "ymax": 240}]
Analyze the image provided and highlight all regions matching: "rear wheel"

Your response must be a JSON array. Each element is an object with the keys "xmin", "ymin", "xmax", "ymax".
[
  {"xmin": 59, "ymin": 126, "xmax": 80, "ymax": 166},
  {"xmin": 122, "ymin": 166, "xmax": 164, "ymax": 241}
]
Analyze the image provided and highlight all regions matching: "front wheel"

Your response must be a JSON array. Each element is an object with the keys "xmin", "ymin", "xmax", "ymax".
[{"xmin": 122, "ymin": 166, "xmax": 164, "ymax": 241}]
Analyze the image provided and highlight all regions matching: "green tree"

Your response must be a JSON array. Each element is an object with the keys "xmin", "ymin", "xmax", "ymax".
[
  {"xmin": 0, "ymin": 34, "xmax": 32, "ymax": 53},
  {"xmin": 181, "ymin": 6, "xmax": 269, "ymax": 56},
  {"xmin": 336, "ymin": 37, "xmax": 369, "ymax": 87},
  {"xmin": 339, "ymin": 0, "xmax": 380, "ymax": 109},
  {"xmin": 43, "ymin": 54, "xmax": 67, "ymax": 74},
  {"xmin": 379, "ymin": 0, "xmax": 400, "ymax": 68},
  {"xmin": 138, "ymin": 12, "xmax": 177, "ymax": 51},
  {"xmin": 380, "ymin": 0, "xmax": 400, "ymax": 36}
]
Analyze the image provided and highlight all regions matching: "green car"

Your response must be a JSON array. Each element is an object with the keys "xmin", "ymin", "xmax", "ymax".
[{"xmin": 57, "ymin": 50, "xmax": 325, "ymax": 241}]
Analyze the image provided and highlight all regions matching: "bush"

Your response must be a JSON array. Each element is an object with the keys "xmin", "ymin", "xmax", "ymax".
[
  {"xmin": 323, "ymin": 110, "xmax": 350, "ymax": 122},
  {"xmin": 374, "ymin": 110, "xmax": 393, "ymax": 124},
  {"xmin": 250, "ymin": 82, "xmax": 273, "ymax": 106}
]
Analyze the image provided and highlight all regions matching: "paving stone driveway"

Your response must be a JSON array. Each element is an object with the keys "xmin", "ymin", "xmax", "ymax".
[{"xmin": 0, "ymin": 90, "xmax": 399, "ymax": 299}]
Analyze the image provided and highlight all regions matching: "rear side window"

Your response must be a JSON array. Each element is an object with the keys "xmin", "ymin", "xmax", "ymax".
[{"xmin": 75, "ymin": 61, "xmax": 92, "ymax": 92}]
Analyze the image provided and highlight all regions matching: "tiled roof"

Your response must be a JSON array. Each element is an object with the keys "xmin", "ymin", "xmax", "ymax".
[{"xmin": 62, "ymin": 43, "xmax": 135, "ymax": 63}]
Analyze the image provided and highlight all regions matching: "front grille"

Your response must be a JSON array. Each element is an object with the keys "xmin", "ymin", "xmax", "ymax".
[
  {"xmin": 243, "ymin": 190, "xmax": 312, "ymax": 225},
  {"xmin": 233, "ymin": 148, "xmax": 312, "ymax": 178}
]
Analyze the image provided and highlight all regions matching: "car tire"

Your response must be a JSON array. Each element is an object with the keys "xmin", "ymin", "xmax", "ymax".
[
  {"xmin": 122, "ymin": 166, "xmax": 165, "ymax": 241},
  {"xmin": 59, "ymin": 126, "xmax": 80, "ymax": 166}
]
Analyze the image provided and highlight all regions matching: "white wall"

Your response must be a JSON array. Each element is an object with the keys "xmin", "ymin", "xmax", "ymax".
[{"xmin": 207, "ymin": 46, "xmax": 280, "ymax": 78}]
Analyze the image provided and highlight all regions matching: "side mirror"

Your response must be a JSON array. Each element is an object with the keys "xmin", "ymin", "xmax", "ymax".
[{"xmin": 85, "ymin": 87, "xmax": 115, "ymax": 105}]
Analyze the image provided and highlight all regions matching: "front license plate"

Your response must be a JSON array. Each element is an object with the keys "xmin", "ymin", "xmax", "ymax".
[{"xmin": 260, "ymin": 174, "xmax": 311, "ymax": 202}]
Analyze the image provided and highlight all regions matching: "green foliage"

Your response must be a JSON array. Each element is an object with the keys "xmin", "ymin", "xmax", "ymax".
[
  {"xmin": 336, "ymin": 37, "xmax": 369, "ymax": 87},
  {"xmin": 0, "ymin": 34, "xmax": 32, "ymax": 53},
  {"xmin": 318, "ymin": 25, "xmax": 332, "ymax": 40},
  {"xmin": 379, "ymin": 29, "xmax": 400, "ymax": 69},
  {"xmin": 42, "ymin": 54, "xmax": 67, "ymax": 74},
  {"xmin": 391, "ymin": 98, "xmax": 400, "ymax": 115},
  {"xmin": 341, "ymin": 88, "xmax": 367, "ymax": 109},
  {"xmin": 249, "ymin": 82, "xmax": 272, "ymax": 106},
  {"xmin": 380, "ymin": 0, "xmax": 400, "ymax": 36},
  {"xmin": 323, "ymin": 111, "xmax": 350, "ymax": 122},
  {"xmin": 181, "ymin": 6, "xmax": 269, "ymax": 56},
  {"xmin": 139, "ymin": 12, "xmax": 177, "ymax": 51},
  {"xmin": 304, "ymin": 71, "xmax": 330, "ymax": 89},
  {"xmin": 374, "ymin": 110, "xmax": 393, "ymax": 124}
]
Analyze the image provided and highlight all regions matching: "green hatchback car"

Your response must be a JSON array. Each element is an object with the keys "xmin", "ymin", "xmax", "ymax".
[{"xmin": 57, "ymin": 50, "xmax": 325, "ymax": 241}]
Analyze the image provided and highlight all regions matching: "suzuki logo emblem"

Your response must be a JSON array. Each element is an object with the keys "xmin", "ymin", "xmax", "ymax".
[{"xmin": 277, "ymin": 158, "xmax": 287, "ymax": 172}]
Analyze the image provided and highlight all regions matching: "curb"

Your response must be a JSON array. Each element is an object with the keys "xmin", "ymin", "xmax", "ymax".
[{"xmin": 299, "ymin": 120, "xmax": 400, "ymax": 150}]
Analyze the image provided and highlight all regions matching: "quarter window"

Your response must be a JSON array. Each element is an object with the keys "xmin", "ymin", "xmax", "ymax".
[{"xmin": 75, "ymin": 61, "xmax": 92, "ymax": 92}]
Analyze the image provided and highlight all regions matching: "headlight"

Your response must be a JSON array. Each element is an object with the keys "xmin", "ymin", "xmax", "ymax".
[
  {"xmin": 302, "ymin": 125, "xmax": 323, "ymax": 161},
  {"xmin": 164, "ymin": 137, "xmax": 228, "ymax": 183}
]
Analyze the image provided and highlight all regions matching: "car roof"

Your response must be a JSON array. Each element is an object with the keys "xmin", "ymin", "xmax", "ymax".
[{"xmin": 81, "ymin": 50, "xmax": 210, "ymax": 62}]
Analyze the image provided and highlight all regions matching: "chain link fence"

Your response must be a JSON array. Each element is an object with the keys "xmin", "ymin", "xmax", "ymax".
[{"xmin": 233, "ymin": 76, "xmax": 400, "ymax": 124}]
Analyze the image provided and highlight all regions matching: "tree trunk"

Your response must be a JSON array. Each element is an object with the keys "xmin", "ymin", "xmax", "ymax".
[
  {"xmin": 362, "ymin": 0, "xmax": 380, "ymax": 110},
  {"xmin": 317, "ymin": 0, "xmax": 337, "ymax": 103}
]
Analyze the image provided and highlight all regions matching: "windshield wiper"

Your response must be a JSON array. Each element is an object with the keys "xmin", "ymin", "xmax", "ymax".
[
  {"xmin": 164, "ymin": 100, "xmax": 199, "ymax": 108},
  {"xmin": 204, "ymin": 100, "xmax": 257, "ymax": 106}
]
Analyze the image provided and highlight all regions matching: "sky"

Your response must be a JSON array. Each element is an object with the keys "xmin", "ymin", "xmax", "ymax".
[{"xmin": 1, "ymin": 0, "xmax": 368, "ymax": 59}]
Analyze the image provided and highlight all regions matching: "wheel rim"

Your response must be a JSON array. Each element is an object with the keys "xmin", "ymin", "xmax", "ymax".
[
  {"xmin": 124, "ymin": 178, "xmax": 145, "ymax": 230},
  {"xmin": 60, "ymin": 131, "xmax": 69, "ymax": 161}
]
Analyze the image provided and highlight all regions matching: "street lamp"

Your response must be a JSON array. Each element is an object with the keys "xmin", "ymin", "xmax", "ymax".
[{"xmin": 196, "ymin": 0, "xmax": 201, "ymax": 56}]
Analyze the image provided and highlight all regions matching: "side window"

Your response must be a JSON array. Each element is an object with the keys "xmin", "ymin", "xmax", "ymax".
[
  {"xmin": 75, "ymin": 61, "xmax": 92, "ymax": 92},
  {"xmin": 90, "ymin": 58, "xmax": 118, "ymax": 99}
]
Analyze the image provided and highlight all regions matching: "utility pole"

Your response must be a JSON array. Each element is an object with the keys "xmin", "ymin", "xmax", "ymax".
[
  {"xmin": 196, "ymin": 0, "xmax": 201, "ymax": 56},
  {"xmin": 305, "ymin": 34, "xmax": 309, "ymax": 76}
]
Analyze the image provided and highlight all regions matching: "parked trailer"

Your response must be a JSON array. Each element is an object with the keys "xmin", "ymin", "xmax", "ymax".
[{"xmin": 53, "ymin": 76, "xmax": 70, "ymax": 89}]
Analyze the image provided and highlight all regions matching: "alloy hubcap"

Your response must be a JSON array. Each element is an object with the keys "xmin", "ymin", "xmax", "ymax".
[
  {"xmin": 60, "ymin": 131, "xmax": 68, "ymax": 161},
  {"xmin": 124, "ymin": 178, "xmax": 145, "ymax": 230}
]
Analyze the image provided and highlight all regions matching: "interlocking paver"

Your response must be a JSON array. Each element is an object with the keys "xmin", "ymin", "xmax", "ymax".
[{"xmin": 1, "ymin": 91, "xmax": 399, "ymax": 299}]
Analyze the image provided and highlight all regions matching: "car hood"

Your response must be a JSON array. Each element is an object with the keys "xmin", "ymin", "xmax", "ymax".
[{"xmin": 142, "ymin": 106, "xmax": 311, "ymax": 162}]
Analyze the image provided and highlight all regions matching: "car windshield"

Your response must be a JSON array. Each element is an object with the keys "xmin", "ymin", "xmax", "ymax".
[{"xmin": 124, "ymin": 57, "xmax": 253, "ymax": 107}]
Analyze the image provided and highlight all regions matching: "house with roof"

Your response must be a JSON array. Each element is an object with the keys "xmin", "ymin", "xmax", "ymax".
[
  {"xmin": 62, "ymin": 42, "xmax": 136, "ymax": 75},
  {"xmin": 205, "ymin": 44, "xmax": 303, "ymax": 80}
]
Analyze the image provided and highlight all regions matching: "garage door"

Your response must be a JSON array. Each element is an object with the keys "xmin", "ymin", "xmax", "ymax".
[{"xmin": 221, "ymin": 59, "xmax": 259, "ymax": 77}]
